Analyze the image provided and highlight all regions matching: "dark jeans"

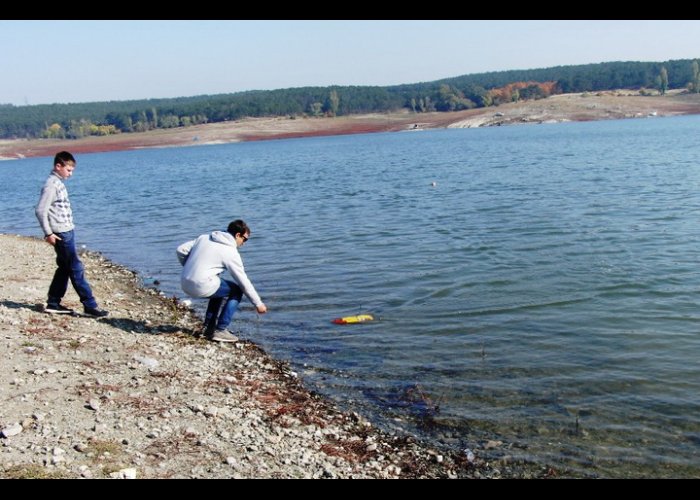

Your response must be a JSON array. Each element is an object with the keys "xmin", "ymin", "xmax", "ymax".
[
  {"xmin": 204, "ymin": 279, "xmax": 243, "ymax": 331},
  {"xmin": 48, "ymin": 230, "xmax": 97, "ymax": 309}
]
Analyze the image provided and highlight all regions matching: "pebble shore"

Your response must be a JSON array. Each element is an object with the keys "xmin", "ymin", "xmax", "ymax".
[{"xmin": 0, "ymin": 234, "xmax": 547, "ymax": 478}]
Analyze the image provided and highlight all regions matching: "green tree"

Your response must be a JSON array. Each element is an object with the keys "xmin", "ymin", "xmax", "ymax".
[
  {"xmin": 42, "ymin": 123, "xmax": 64, "ymax": 139},
  {"xmin": 325, "ymin": 90, "xmax": 340, "ymax": 116},
  {"xmin": 149, "ymin": 107, "xmax": 159, "ymax": 128},
  {"xmin": 133, "ymin": 110, "xmax": 149, "ymax": 132},
  {"xmin": 658, "ymin": 66, "xmax": 668, "ymax": 95},
  {"xmin": 691, "ymin": 60, "xmax": 700, "ymax": 93},
  {"xmin": 160, "ymin": 114, "xmax": 180, "ymax": 128},
  {"xmin": 308, "ymin": 102, "xmax": 323, "ymax": 117}
]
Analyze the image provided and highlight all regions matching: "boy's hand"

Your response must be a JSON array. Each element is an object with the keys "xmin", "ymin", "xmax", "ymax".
[
  {"xmin": 45, "ymin": 234, "xmax": 61, "ymax": 246},
  {"xmin": 256, "ymin": 304, "xmax": 268, "ymax": 314}
]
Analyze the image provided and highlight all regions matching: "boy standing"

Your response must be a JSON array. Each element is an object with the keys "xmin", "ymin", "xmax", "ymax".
[
  {"xmin": 35, "ymin": 151, "xmax": 108, "ymax": 317},
  {"xmin": 177, "ymin": 219, "xmax": 267, "ymax": 342}
]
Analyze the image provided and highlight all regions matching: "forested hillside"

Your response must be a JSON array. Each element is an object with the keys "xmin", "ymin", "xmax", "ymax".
[{"xmin": 2, "ymin": 59, "xmax": 698, "ymax": 139}]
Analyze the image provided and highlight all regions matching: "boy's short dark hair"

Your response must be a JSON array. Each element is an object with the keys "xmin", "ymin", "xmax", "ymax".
[
  {"xmin": 227, "ymin": 219, "xmax": 250, "ymax": 237},
  {"xmin": 54, "ymin": 151, "xmax": 76, "ymax": 166}
]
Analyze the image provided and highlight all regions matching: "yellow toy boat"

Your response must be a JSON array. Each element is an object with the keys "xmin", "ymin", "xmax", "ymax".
[{"xmin": 332, "ymin": 314, "xmax": 374, "ymax": 325}]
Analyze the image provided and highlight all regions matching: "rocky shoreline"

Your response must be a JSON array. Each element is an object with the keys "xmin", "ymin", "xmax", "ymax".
[{"xmin": 0, "ymin": 234, "xmax": 551, "ymax": 479}]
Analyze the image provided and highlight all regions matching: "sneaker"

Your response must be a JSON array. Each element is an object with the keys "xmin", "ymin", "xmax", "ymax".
[
  {"xmin": 210, "ymin": 329, "xmax": 239, "ymax": 343},
  {"xmin": 45, "ymin": 304, "xmax": 75, "ymax": 315},
  {"xmin": 204, "ymin": 323, "xmax": 216, "ymax": 337},
  {"xmin": 84, "ymin": 307, "xmax": 109, "ymax": 318},
  {"xmin": 194, "ymin": 324, "xmax": 213, "ymax": 338}
]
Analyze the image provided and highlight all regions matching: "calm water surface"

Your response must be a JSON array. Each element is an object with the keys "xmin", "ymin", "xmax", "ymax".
[{"xmin": 3, "ymin": 115, "xmax": 700, "ymax": 477}]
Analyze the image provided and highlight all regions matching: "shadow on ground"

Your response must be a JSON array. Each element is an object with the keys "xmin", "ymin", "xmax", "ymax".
[
  {"xmin": 1, "ymin": 299, "xmax": 201, "ymax": 338},
  {"xmin": 0, "ymin": 299, "xmax": 44, "ymax": 313},
  {"xmin": 100, "ymin": 316, "xmax": 200, "ymax": 337}
]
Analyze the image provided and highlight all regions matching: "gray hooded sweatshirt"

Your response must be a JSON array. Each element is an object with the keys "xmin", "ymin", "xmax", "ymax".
[
  {"xmin": 176, "ymin": 231, "xmax": 263, "ymax": 306},
  {"xmin": 35, "ymin": 172, "xmax": 74, "ymax": 236}
]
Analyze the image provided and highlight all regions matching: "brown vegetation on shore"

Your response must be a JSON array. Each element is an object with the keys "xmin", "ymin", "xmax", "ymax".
[{"xmin": 2, "ymin": 90, "xmax": 700, "ymax": 161}]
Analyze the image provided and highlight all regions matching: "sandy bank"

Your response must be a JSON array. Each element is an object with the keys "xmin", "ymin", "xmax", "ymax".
[
  {"xmin": 3, "ymin": 91, "xmax": 700, "ymax": 161},
  {"xmin": 0, "ymin": 234, "xmax": 548, "ymax": 478},
  {"xmin": 447, "ymin": 89, "xmax": 700, "ymax": 128}
]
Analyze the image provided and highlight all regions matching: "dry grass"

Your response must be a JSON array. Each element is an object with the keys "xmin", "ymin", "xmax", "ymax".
[
  {"xmin": 85, "ymin": 439, "xmax": 128, "ymax": 476},
  {"xmin": 2, "ymin": 464, "xmax": 69, "ymax": 479},
  {"xmin": 144, "ymin": 430, "xmax": 219, "ymax": 464},
  {"xmin": 113, "ymin": 394, "xmax": 171, "ymax": 416}
]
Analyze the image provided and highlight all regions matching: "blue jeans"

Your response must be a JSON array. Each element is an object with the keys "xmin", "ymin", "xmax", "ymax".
[
  {"xmin": 48, "ymin": 230, "xmax": 98, "ymax": 309},
  {"xmin": 204, "ymin": 279, "xmax": 243, "ymax": 331}
]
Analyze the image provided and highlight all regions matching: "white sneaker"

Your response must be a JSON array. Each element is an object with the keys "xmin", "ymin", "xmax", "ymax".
[
  {"xmin": 210, "ymin": 329, "xmax": 239, "ymax": 343},
  {"xmin": 45, "ymin": 304, "xmax": 75, "ymax": 315}
]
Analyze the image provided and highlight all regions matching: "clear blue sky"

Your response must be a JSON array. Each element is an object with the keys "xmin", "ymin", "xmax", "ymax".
[{"xmin": 2, "ymin": 20, "xmax": 700, "ymax": 106}]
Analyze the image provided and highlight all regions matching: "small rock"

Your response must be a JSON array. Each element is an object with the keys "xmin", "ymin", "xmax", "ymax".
[
  {"xmin": 92, "ymin": 423, "xmax": 108, "ymax": 433},
  {"xmin": 204, "ymin": 406, "xmax": 219, "ymax": 418},
  {"xmin": 189, "ymin": 404, "xmax": 204, "ymax": 414},
  {"xmin": 120, "ymin": 468, "xmax": 137, "ymax": 479},
  {"xmin": 133, "ymin": 355, "xmax": 159, "ymax": 369},
  {"xmin": 1, "ymin": 423, "xmax": 23, "ymax": 438},
  {"xmin": 110, "ymin": 468, "xmax": 137, "ymax": 479},
  {"xmin": 87, "ymin": 398, "xmax": 101, "ymax": 411},
  {"xmin": 386, "ymin": 465, "xmax": 401, "ymax": 476}
]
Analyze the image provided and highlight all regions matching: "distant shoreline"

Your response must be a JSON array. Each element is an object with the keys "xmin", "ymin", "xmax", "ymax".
[{"xmin": 2, "ymin": 90, "xmax": 700, "ymax": 161}]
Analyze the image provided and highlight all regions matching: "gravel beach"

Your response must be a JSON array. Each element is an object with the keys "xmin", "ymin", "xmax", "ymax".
[{"xmin": 0, "ymin": 234, "xmax": 548, "ymax": 479}]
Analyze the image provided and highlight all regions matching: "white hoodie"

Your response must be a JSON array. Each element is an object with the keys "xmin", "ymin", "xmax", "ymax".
[{"xmin": 176, "ymin": 231, "xmax": 263, "ymax": 306}]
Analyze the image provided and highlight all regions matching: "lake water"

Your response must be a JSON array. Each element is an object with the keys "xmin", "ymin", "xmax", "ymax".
[{"xmin": 3, "ymin": 115, "xmax": 700, "ymax": 477}]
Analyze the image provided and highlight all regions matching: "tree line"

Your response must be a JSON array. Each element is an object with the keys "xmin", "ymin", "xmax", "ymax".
[{"xmin": 1, "ymin": 59, "xmax": 699, "ymax": 140}]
